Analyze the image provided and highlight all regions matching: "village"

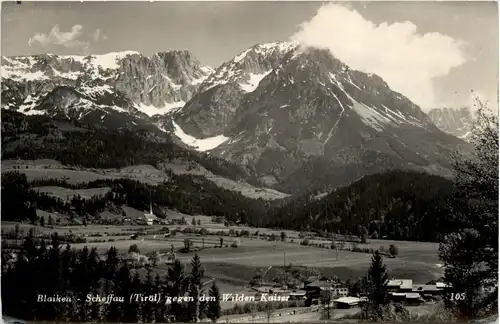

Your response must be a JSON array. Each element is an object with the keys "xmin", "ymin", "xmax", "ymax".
[{"xmin": 2, "ymin": 199, "xmax": 497, "ymax": 323}]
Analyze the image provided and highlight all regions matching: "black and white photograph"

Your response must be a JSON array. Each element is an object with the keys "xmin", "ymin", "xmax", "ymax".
[{"xmin": 1, "ymin": 1, "xmax": 498, "ymax": 323}]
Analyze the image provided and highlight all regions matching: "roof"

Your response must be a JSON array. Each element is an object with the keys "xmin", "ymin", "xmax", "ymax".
[
  {"xmin": 387, "ymin": 279, "xmax": 412, "ymax": 289},
  {"xmin": 405, "ymin": 293, "xmax": 423, "ymax": 299},
  {"xmin": 334, "ymin": 297, "xmax": 361, "ymax": 305},
  {"xmin": 412, "ymin": 284, "xmax": 441, "ymax": 292}
]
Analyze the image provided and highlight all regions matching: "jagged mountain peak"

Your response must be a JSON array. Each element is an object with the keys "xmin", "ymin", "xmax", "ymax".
[
  {"xmin": 428, "ymin": 106, "xmax": 474, "ymax": 140},
  {"xmin": 2, "ymin": 49, "xmax": 214, "ymax": 120},
  {"xmin": 232, "ymin": 41, "xmax": 300, "ymax": 63},
  {"xmin": 164, "ymin": 40, "xmax": 468, "ymax": 193},
  {"xmin": 174, "ymin": 41, "xmax": 431, "ymax": 140}
]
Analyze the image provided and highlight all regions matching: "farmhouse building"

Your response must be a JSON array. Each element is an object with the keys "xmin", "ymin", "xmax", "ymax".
[
  {"xmin": 386, "ymin": 279, "xmax": 413, "ymax": 292},
  {"xmin": 333, "ymin": 296, "xmax": 366, "ymax": 309},
  {"xmin": 412, "ymin": 284, "xmax": 442, "ymax": 296},
  {"xmin": 305, "ymin": 281, "xmax": 349, "ymax": 299},
  {"xmin": 288, "ymin": 290, "xmax": 307, "ymax": 300},
  {"xmin": 388, "ymin": 292, "xmax": 425, "ymax": 305}
]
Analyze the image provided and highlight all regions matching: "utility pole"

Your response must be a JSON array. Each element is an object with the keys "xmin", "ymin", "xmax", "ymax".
[{"xmin": 284, "ymin": 251, "xmax": 287, "ymax": 287}]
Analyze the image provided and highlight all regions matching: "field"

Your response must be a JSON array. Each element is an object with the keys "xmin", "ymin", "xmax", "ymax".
[
  {"xmin": 3, "ymin": 218, "xmax": 443, "ymax": 285},
  {"xmin": 2, "ymin": 158, "xmax": 444, "ymax": 321},
  {"xmin": 3, "ymin": 215, "xmax": 444, "ymax": 321},
  {"xmin": 2, "ymin": 159, "xmax": 288, "ymax": 200},
  {"xmin": 34, "ymin": 186, "xmax": 111, "ymax": 201}
]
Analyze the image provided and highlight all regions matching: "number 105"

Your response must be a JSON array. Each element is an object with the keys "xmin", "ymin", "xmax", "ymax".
[{"xmin": 451, "ymin": 293, "xmax": 466, "ymax": 301}]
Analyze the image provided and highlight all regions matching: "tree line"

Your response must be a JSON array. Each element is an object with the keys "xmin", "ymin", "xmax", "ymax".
[
  {"xmin": 1, "ymin": 232, "xmax": 222, "ymax": 323},
  {"xmin": 1, "ymin": 170, "xmax": 275, "ymax": 226},
  {"xmin": 3, "ymin": 168, "xmax": 457, "ymax": 243}
]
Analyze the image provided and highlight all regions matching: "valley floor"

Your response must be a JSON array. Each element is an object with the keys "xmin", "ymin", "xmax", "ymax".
[{"xmin": 3, "ymin": 217, "xmax": 444, "ymax": 313}]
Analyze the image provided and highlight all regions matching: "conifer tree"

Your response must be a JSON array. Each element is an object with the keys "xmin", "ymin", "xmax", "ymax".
[
  {"xmin": 143, "ymin": 267, "xmax": 156, "ymax": 322},
  {"xmin": 189, "ymin": 254, "xmax": 204, "ymax": 322},
  {"xmin": 117, "ymin": 262, "xmax": 134, "ymax": 322},
  {"xmin": 206, "ymin": 281, "xmax": 221, "ymax": 322},
  {"xmin": 166, "ymin": 260, "xmax": 188, "ymax": 321},
  {"xmin": 131, "ymin": 270, "xmax": 143, "ymax": 322},
  {"xmin": 366, "ymin": 251, "xmax": 389, "ymax": 320},
  {"xmin": 154, "ymin": 273, "xmax": 165, "ymax": 322}
]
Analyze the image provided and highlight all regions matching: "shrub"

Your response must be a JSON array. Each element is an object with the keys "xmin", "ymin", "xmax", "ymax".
[
  {"xmin": 300, "ymin": 239, "xmax": 310, "ymax": 246},
  {"xmin": 128, "ymin": 244, "xmax": 140, "ymax": 254},
  {"xmin": 389, "ymin": 244, "xmax": 399, "ymax": 257}
]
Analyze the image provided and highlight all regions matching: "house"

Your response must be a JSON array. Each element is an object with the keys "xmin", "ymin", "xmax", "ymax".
[
  {"xmin": 412, "ymin": 284, "xmax": 443, "ymax": 296},
  {"xmin": 288, "ymin": 290, "xmax": 307, "ymax": 300},
  {"xmin": 388, "ymin": 292, "xmax": 424, "ymax": 305},
  {"xmin": 404, "ymin": 293, "xmax": 425, "ymax": 305},
  {"xmin": 389, "ymin": 292, "xmax": 407, "ymax": 303},
  {"xmin": 305, "ymin": 281, "xmax": 349, "ymax": 299},
  {"xmin": 334, "ymin": 296, "xmax": 363, "ymax": 309},
  {"xmin": 305, "ymin": 280, "xmax": 333, "ymax": 298},
  {"xmin": 386, "ymin": 279, "xmax": 413, "ymax": 292}
]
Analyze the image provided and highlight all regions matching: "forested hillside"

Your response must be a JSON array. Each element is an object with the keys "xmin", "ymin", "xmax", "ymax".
[
  {"xmin": 1, "ymin": 171, "xmax": 273, "ymax": 225},
  {"xmin": 263, "ymin": 170, "xmax": 456, "ymax": 242},
  {"xmin": 1, "ymin": 110, "xmax": 258, "ymax": 185}
]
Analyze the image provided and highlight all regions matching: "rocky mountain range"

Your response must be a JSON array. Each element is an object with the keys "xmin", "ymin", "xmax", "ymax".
[
  {"xmin": 168, "ymin": 42, "xmax": 470, "ymax": 192},
  {"xmin": 1, "ymin": 42, "xmax": 471, "ymax": 193},
  {"xmin": 1, "ymin": 51, "xmax": 213, "ymax": 129},
  {"xmin": 428, "ymin": 107, "xmax": 474, "ymax": 141}
]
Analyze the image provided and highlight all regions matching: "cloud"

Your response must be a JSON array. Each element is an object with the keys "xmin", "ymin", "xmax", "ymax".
[
  {"xmin": 29, "ymin": 24, "xmax": 89, "ymax": 49},
  {"xmin": 291, "ymin": 3, "xmax": 469, "ymax": 110}
]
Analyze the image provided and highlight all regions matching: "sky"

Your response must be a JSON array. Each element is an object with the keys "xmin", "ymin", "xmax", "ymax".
[{"xmin": 1, "ymin": 1, "xmax": 498, "ymax": 111}]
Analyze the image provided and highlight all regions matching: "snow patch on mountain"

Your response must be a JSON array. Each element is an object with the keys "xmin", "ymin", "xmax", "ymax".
[
  {"xmin": 327, "ymin": 72, "xmax": 425, "ymax": 131},
  {"xmin": 77, "ymin": 84, "xmax": 114, "ymax": 97},
  {"xmin": 1, "ymin": 65, "xmax": 49, "ymax": 81},
  {"xmin": 200, "ymin": 41, "xmax": 299, "ymax": 93},
  {"xmin": 239, "ymin": 70, "xmax": 272, "ymax": 93},
  {"xmin": 86, "ymin": 51, "xmax": 139, "ymax": 70},
  {"xmin": 135, "ymin": 101, "xmax": 185, "ymax": 117},
  {"xmin": 352, "ymin": 101, "xmax": 388, "ymax": 132},
  {"xmin": 172, "ymin": 120, "xmax": 229, "ymax": 151}
]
